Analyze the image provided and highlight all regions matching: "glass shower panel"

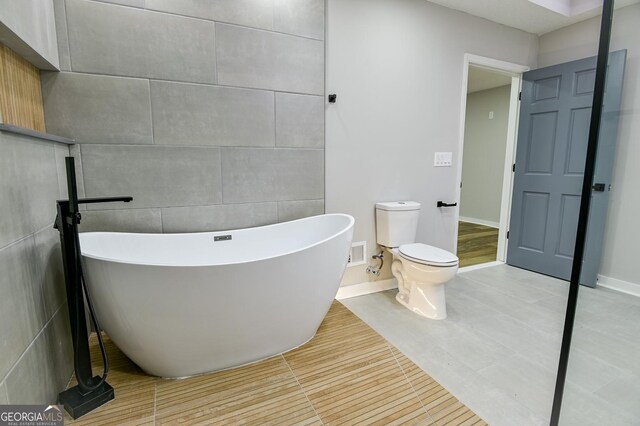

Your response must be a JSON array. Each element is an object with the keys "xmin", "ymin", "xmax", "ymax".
[{"xmin": 559, "ymin": 2, "xmax": 640, "ymax": 424}]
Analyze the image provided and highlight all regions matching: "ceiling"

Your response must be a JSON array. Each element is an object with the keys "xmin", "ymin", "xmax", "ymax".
[
  {"xmin": 427, "ymin": 0, "xmax": 640, "ymax": 35},
  {"xmin": 467, "ymin": 67, "xmax": 512, "ymax": 94}
]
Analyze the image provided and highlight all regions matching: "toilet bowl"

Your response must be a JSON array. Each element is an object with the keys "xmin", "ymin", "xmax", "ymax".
[
  {"xmin": 375, "ymin": 201, "xmax": 459, "ymax": 320},
  {"xmin": 388, "ymin": 243, "xmax": 458, "ymax": 320}
]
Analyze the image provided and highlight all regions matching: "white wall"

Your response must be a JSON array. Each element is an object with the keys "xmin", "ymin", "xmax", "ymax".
[
  {"xmin": 539, "ymin": 3, "xmax": 640, "ymax": 288},
  {"xmin": 0, "ymin": 0, "xmax": 59, "ymax": 69},
  {"xmin": 460, "ymin": 85, "xmax": 511, "ymax": 226},
  {"xmin": 326, "ymin": 0, "xmax": 538, "ymax": 285}
]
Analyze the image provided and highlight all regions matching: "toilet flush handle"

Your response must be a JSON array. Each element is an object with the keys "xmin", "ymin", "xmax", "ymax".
[{"xmin": 437, "ymin": 201, "xmax": 458, "ymax": 208}]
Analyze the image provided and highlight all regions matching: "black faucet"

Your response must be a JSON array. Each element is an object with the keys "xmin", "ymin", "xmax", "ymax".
[
  {"xmin": 55, "ymin": 196, "xmax": 133, "ymax": 229},
  {"xmin": 55, "ymin": 157, "xmax": 133, "ymax": 419}
]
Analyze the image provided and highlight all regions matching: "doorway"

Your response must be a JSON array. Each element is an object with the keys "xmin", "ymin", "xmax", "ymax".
[{"xmin": 455, "ymin": 55, "xmax": 529, "ymax": 268}]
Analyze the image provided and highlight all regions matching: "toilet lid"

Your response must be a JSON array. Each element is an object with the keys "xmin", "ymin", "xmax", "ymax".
[{"xmin": 399, "ymin": 243, "xmax": 458, "ymax": 266}]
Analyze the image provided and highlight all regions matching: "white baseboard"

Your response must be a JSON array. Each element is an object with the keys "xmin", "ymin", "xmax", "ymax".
[
  {"xmin": 458, "ymin": 261, "xmax": 504, "ymax": 273},
  {"xmin": 459, "ymin": 216, "xmax": 500, "ymax": 229},
  {"xmin": 597, "ymin": 275, "xmax": 640, "ymax": 298},
  {"xmin": 335, "ymin": 278, "xmax": 398, "ymax": 300}
]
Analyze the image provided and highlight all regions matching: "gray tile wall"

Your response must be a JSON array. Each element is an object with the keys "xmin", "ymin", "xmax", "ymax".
[
  {"xmin": 0, "ymin": 131, "xmax": 74, "ymax": 404},
  {"xmin": 66, "ymin": 0, "xmax": 217, "ymax": 83},
  {"xmin": 44, "ymin": 0, "xmax": 325, "ymax": 234},
  {"xmin": 274, "ymin": 0, "xmax": 325, "ymax": 40},
  {"xmin": 216, "ymin": 23, "xmax": 324, "ymax": 94},
  {"xmin": 41, "ymin": 72, "xmax": 153, "ymax": 145},
  {"xmin": 145, "ymin": 0, "xmax": 274, "ymax": 30},
  {"xmin": 150, "ymin": 81, "xmax": 275, "ymax": 147},
  {"xmin": 0, "ymin": 382, "xmax": 8, "ymax": 404},
  {"xmin": 221, "ymin": 148, "xmax": 323, "ymax": 203}
]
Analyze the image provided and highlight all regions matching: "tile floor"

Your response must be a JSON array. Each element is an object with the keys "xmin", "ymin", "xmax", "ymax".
[
  {"xmin": 65, "ymin": 301, "xmax": 486, "ymax": 425},
  {"xmin": 341, "ymin": 264, "xmax": 640, "ymax": 426}
]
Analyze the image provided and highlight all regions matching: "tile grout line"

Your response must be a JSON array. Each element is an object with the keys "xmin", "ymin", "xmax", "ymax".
[
  {"xmin": 84, "ymin": 198, "xmax": 322, "ymax": 212},
  {"xmin": 0, "ymin": 223, "xmax": 52, "ymax": 253},
  {"xmin": 153, "ymin": 382, "xmax": 157, "ymax": 425},
  {"xmin": 72, "ymin": 140, "xmax": 323, "ymax": 151},
  {"xmin": 281, "ymin": 355, "xmax": 325, "ymax": 425},
  {"xmin": 55, "ymin": 70, "xmax": 324, "ymax": 97},
  {"xmin": 386, "ymin": 340, "xmax": 434, "ymax": 423},
  {"xmin": 273, "ymin": 90, "xmax": 277, "ymax": 148},
  {"xmin": 148, "ymin": 78, "xmax": 155, "ymax": 146},
  {"xmin": 219, "ymin": 146, "xmax": 224, "ymax": 205},
  {"xmin": 213, "ymin": 21, "xmax": 219, "ymax": 85},
  {"xmin": 85, "ymin": 0, "xmax": 325, "ymax": 42},
  {"xmin": 273, "ymin": 90, "xmax": 278, "ymax": 222},
  {"xmin": 0, "ymin": 303, "xmax": 67, "ymax": 389},
  {"xmin": 148, "ymin": 77, "xmax": 163, "ymax": 233},
  {"xmin": 64, "ymin": 0, "xmax": 74, "ymax": 71}
]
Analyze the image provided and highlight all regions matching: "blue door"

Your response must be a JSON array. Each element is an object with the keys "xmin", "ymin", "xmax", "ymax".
[{"xmin": 507, "ymin": 51, "xmax": 626, "ymax": 286}]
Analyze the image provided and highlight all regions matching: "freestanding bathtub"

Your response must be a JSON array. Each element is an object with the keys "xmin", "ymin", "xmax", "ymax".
[{"xmin": 79, "ymin": 214, "xmax": 354, "ymax": 378}]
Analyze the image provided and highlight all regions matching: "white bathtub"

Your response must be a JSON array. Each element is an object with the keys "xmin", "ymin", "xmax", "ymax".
[{"xmin": 79, "ymin": 214, "xmax": 354, "ymax": 378}]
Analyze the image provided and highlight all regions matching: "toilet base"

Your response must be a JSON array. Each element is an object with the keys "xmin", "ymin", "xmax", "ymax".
[{"xmin": 395, "ymin": 285, "xmax": 447, "ymax": 320}]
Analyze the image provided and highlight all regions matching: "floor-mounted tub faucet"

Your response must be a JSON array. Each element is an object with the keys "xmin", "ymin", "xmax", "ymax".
[{"xmin": 54, "ymin": 157, "xmax": 132, "ymax": 419}]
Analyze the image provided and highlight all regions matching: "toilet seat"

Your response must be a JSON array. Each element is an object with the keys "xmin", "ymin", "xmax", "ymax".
[{"xmin": 399, "ymin": 243, "xmax": 458, "ymax": 267}]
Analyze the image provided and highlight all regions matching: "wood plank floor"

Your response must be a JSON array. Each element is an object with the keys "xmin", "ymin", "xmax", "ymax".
[
  {"xmin": 65, "ymin": 302, "xmax": 486, "ymax": 425},
  {"xmin": 457, "ymin": 222, "xmax": 499, "ymax": 268}
]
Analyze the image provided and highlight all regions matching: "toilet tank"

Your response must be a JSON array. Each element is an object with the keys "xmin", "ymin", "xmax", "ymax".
[{"xmin": 375, "ymin": 201, "xmax": 421, "ymax": 248}]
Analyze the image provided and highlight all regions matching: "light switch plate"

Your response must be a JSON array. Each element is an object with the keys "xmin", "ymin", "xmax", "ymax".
[{"xmin": 434, "ymin": 152, "xmax": 453, "ymax": 167}]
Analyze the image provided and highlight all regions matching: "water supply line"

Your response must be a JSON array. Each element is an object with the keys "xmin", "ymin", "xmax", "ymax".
[
  {"xmin": 72, "ymin": 227, "xmax": 109, "ymax": 393},
  {"xmin": 366, "ymin": 250, "xmax": 385, "ymax": 276}
]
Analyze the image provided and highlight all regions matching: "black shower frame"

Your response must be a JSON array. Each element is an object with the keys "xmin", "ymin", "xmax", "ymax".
[{"xmin": 549, "ymin": 0, "xmax": 615, "ymax": 424}]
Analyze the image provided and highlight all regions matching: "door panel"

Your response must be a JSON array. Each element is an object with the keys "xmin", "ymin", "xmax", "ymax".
[
  {"xmin": 565, "ymin": 108, "xmax": 592, "ymax": 174},
  {"xmin": 507, "ymin": 51, "xmax": 626, "ymax": 286},
  {"xmin": 519, "ymin": 191, "xmax": 549, "ymax": 252},
  {"xmin": 527, "ymin": 112, "xmax": 558, "ymax": 173}
]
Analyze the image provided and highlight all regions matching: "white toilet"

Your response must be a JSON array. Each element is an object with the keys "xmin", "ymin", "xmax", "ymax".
[{"xmin": 376, "ymin": 201, "xmax": 459, "ymax": 320}]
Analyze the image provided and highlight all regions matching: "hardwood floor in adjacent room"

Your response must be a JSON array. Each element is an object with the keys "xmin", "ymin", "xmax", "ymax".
[
  {"xmin": 457, "ymin": 221, "xmax": 499, "ymax": 268},
  {"xmin": 64, "ymin": 302, "xmax": 486, "ymax": 425}
]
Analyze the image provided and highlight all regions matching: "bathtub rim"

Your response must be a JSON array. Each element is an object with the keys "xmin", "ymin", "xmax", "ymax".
[{"xmin": 79, "ymin": 213, "xmax": 355, "ymax": 268}]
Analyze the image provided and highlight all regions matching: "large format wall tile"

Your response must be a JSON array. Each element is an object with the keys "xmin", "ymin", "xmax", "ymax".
[
  {"xmin": 52, "ymin": 0, "xmax": 71, "ymax": 71},
  {"xmin": 151, "ymin": 81, "xmax": 275, "ymax": 147},
  {"xmin": 41, "ymin": 72, "xmax": 152, "ymax": 145},
  {"xmin": 278, "ymin": 199, "xmax": 324, "ymax": 222},
  {"xmin": 80, "ymin": 145, "xmax": 222, "ymax": 209},
  {"xmin": 216, "ymin": 24, "xmax": 323, "ymax": 95},
  {"xmin": 276, "ymin": 93, "xmax": 324, "ymax": 148},
  {"xmin": 66, "ymin": 0, "xmax": 216, "ymax": 83},
  {"xmin": 0, "ymin": 133, "xmax": 59, "ymax": 249},
  {"xmin": 79, "ymin": 208, "xmax": 163, "ymax": 233},
  {"xmin": 274, "ymin": 0, "xmax": 324, "ymax": 40},
  {"xmin": 33, "ymin": 227, "xmax": 65, "ymax": 321},
  {"xmin": 0, "ymin": 382, "xmax": 7, "ymax": 404},
  {"xmin": 94, "ymin": 0, "xmax": 145, "ymax": 7},
  {"xmin": 0, "ymin": 237, "xmax": 47, "ymax": 382},
  {"xmin": 145, "ymin": 0, "xmax": 273, "ymax": 30},
  {"xmin": 222, "ymin": 148, "xmax": 323, "ymax": 203},
  {"xmin": 5, "ymin": 305, "xmax": 73, "ymax": 404},
  {"xmin": 162, "ymin": 202, "xmax": 278, "ymax": 233},
  {"xmin": 53, "ymin": 143, "xmax": 70, "ymax": 198}
]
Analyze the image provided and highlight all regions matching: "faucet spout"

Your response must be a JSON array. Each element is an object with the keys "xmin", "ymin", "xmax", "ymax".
[{"xmin": 77, "ymin": 196, "xmax": 133, "ymax": 204}]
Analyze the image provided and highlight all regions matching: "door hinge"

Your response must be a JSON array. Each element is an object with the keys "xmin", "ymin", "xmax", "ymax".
[
  {"xmin": 518, "ymin": 92, "xmax": 522, "ymax": 101},
  {"xmin": 512, "ymin": 163, "xmax": 516, "ymax": 172},
  {"xmin": 507, "ymin": 231, "xmax": 510, "ymax": 239},
  {"xmin": 460, "ymin": 181, "xmax": 463, "ymax": 189}
]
